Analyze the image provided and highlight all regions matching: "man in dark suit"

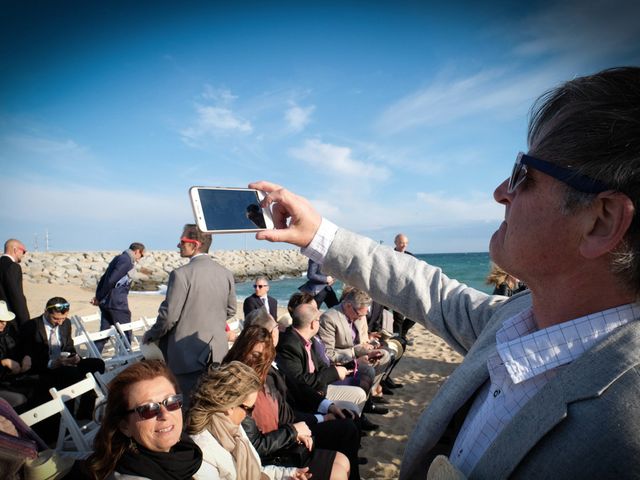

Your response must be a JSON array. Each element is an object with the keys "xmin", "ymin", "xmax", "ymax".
[
  {"xmin": 91, "ymin": 242, "xmax": 145, "ymax": 352},
  {"xmin": 243, "ymin": 276, "xmax": 278, "ymax": 319},
  {"xmin": 143, "ymin": 224, "xmax": 236, "ymax": 407},
  {"xmin": 0, "ymin": 239, "xmax": 30, "ymax": 327},
  {"xmin": 299, "ymin": 259, "xmax": 339, "ymax": 308},
  {"xmin": 20, "ymin": 297, "xmax": 104, "ymax": 417}
]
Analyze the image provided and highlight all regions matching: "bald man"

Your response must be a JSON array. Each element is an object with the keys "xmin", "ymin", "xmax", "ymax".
[
  {"xmin": 392, "ymin": 234, "xmax": 415, "ymax": 345},
  {"xmin": 0, "ymin": 239, "xmax": 29, "ymax": 326}
]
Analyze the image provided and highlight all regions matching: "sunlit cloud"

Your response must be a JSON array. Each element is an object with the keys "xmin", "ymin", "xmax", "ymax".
[
  {"xmin": 289, "ymin": 139, "xmax": 390, "ymax": 180},
  {"xmin": 284, "ymin": 103, "xmax": 315, "ymax": 133}
]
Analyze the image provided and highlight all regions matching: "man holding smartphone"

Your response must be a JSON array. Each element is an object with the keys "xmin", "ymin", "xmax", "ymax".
[{"xmin": 143, "ymin": 224, "xmax": 237, "ymax": 407}]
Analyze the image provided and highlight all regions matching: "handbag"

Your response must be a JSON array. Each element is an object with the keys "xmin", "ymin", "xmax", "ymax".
[{"xmin": 262, "ymin": 441, "xmax": 312, "ymax": 468}]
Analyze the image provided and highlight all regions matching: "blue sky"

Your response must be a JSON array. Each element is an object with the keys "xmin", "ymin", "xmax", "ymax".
[{"xmin": 1, "ymin": 0, "xmax": 639, "ymax": 254}]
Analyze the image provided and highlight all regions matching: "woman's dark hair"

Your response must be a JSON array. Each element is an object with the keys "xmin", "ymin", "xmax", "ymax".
[
  {"xmin": 223, "ymin": 325, "xmax": 275, "ymax": 383},
  {"xmin": 85, "ymin": 360, "xmax": 180, "ymax": 480}
]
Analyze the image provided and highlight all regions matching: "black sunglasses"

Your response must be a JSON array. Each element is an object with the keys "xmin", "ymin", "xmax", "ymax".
[
  {"xmin": 46, "ymin": 302, "xmax": 70, "ymax": 313},
  {"xmin": 238, "ymin": 403, "xmax": 255, "ymax": 415},
  {"xmin": 509, "ymin": 152, "xmax": 611, "ymax": 194},
  {"xmin": 126, "ymin": 394, "xmax": 183, "ymax": 420},
  {"xmin": 253, "ymin": 284, "xmax": 268, "ymax": 289}
]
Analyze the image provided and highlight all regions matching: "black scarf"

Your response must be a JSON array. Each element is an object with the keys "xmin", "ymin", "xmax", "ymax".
[{"xmin": 117, "ymin": 436, "xmax": 203, "ymax": 480}]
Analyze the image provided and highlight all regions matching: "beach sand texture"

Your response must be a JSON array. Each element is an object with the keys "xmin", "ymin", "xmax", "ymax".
[{"xmin": 24, "ymin": 281, "xmax": 463, "ymax": 479}]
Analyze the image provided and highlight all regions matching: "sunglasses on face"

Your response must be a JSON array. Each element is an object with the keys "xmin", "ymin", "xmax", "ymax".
[
  {"xmin": 253, "ymin": 284, "xmax": 268, "ymax": 289},
  {"xmin": 508, "ymin": 152, "xmax": 611, "ymax": 195},
  {"xmin": 46, "ymin": 303, "xmax": 70, "ymax": 313},
  {"xmin": 126, "ymin": 394, "xmax": 183, "ymax": 420},
  {"xmin": 179, "ymin": 237, "xmax": 201, "ymax": 246},
  {"xmin": 238, "ymin": 404, "xmax": 255, "ymax": 415}
]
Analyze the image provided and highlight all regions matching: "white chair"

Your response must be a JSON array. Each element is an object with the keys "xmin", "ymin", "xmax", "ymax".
[
  {"xmin": 70, "ymin": 312, "xmax": 101, "ymax": 334},
  {"xmin": 20, "ymin": 397, "xmax": 65, "ymax": 428},
  {"xmin": 49, "ymin": 373, "xmax": 106, "ymax": 455},
  {"xmin": 115, "ymin": 318, "xmax": 149, "ymax": 354}
]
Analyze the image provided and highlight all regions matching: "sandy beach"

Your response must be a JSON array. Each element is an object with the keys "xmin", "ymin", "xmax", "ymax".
[{"xmin": 24, "ymin": 280, "xmax": 463, "ymax": 479}]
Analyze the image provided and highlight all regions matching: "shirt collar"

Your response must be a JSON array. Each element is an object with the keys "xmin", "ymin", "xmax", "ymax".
[
  {"xmin": 293, "ymin": 328, "xmax": 312, "ymax": 347},
  {"xmin": 496, "ymin": 303, "xmax": 640, "ymax": 384}
]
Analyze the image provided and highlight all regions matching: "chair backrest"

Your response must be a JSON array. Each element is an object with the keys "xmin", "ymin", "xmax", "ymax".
[
  {"xmin": 71, "ymin": 331, "xmax": 101, "ymax": 359},
  {"xmin": 49, "ymin": 373, "xmax": 106, "ymax": 453},
  {"xmin": 115, "ymin": 319, "xmax": 149, "ymax": 352},
  {"xmin": 19, "ymin": 398, "xmax": 65, "ymax": 427}
]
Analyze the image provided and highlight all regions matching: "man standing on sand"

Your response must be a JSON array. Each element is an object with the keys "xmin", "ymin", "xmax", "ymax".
[
  {"xmin": 143, "ymin": 224, "xmax": 236, "ymax": 406},
  {"xmin": 249, "ymin": 67, "xmax": 640, "ymax": 478},
  {"xmin": 0, "ymin": 239, "xmax": 29, "ymax": 327},
  {"xmin": 392, "ymin": 233, "xmax": 416, "ymax": 344},
  {"xmin": 91, "ymin": 242, "xmax": 145, "ymax": 352}
]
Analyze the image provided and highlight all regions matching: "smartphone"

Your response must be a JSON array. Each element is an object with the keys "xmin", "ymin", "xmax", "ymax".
[{"xmin": 189, "ymin": 187, "xmax": 274, "ymax": 234}]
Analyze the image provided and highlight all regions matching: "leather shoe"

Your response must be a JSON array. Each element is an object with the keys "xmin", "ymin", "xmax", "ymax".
[
  {"xmin": 358, "ymin": 457, "xmax": 369, "ymax": 465},
  {"xmin": 359, "ymin": 414, "xmax": 379, "ymax": 431},
  {"xmin": 371, "ymin": 395, "xmax": 389, "ymax": 404},
  {"xmin": 383, "ymin": 377, "xmax": 403, "ymax": 389},
  {"xmin": 363, "ymin": 401, "xmax": 389, "ymax": 415},
  {"xmin": 381, "ymin": 384, "xmax": 395, "ymax": 395}
]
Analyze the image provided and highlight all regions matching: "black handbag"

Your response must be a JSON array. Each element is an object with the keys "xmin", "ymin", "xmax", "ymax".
[{"xmin": 262, "ymin": 441, "xmax": 313, "ymax": 468}]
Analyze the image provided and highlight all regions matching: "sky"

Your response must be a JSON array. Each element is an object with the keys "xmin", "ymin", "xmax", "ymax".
[{"xmin": 1, "ymin": 0, "xmax": 639, "ymax": 254}]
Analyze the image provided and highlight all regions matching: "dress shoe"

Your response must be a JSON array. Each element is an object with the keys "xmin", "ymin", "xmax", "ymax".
[
  {"xmin": 359, "ymin": 414, "xmax": 379, "ymax": 431},
  {"xmin": 371, "ymin": 395, "xmax": 389, "ymax": 404},
  {"xmin": 383, "ymin": 377, "xmax": 403, "ymax": 389},
  {"xmin": 381, "ymin": 384, "xmax": 395, "ymax": 395},
  {"xmin": 358, "ymin": 457, "xmax": 369, "ymax": 465},
  {"xmin": 363, "ymin": 401, "xmax": 389, "ymax": 415}
]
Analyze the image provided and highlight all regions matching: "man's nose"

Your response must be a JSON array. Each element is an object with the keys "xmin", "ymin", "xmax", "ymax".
[{"xmin": 493, "ymin": 178, "xmax": 511, "ymax": 206}]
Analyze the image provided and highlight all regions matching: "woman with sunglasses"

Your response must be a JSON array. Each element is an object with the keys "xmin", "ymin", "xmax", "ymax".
[
  {"xmin": 188, "ymin": 361, "xmax": 310, "ymax": 480},
  {"xmin": 84, "ymin": 360, "xmax": 207, "ymax": 480},
  {"xmin": 224, "ymin": 323, "xmax": 354, "ymax": 480}
]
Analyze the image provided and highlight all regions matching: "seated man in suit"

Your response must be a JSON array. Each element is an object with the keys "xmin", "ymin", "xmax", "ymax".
[
  {"xmin": 20, "ymin": 297, "xmax": 104, "ymax": 418},
  {"xmin": 243, "ymin": 276, "xmax": 278, "ymax": 319},
  {"xmin": 318, "ymin": 289, "xmax": 392, "ymax": 415}
]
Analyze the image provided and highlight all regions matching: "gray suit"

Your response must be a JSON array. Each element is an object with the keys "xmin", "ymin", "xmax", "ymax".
[
  {"xmin": 322, "ymin": 228, "xmax": 640, "ymax": 479},
  {"xmin": 319, "ymin": 304, "xmax": 366, "ymax": 364},
  {"xmin": 146, "ymin": 255, "xmax": 236, "ymax": 389}
]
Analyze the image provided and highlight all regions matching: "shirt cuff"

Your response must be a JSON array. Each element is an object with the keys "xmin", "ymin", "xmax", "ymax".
[
  {"xmin": 300, "ymin": 218, "xmax": 338, "ymax": 264},
  {"xmin": 315, "ymin": 414, "xmax": 324, "ymax": 423},
  {"xmin": 318, "ymin": 398, "xmax": 332, "ymax": 414}
]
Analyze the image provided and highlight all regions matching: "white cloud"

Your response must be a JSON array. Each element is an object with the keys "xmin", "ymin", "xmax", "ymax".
[
  {"xmin": 181, "ymin": 104, "xmax": 253, "ymax": 145},
  {"xmin": 201, "ymin": 85, "xmax": 238, "ymax": 104},
  {"xmin": 289, "ymin": 139, "xmax": 390, "ymax": 180},
  {"xmin": 284, "ymin": 103, "xmax": 315, "ymax": 132},
  {"xmin": 416, "ymin": 191, "xmax": 503, "ymax": 223}
]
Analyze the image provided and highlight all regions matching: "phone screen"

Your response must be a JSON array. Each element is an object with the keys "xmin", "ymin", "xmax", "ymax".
[{"xmin": 194, "ymin": 188, "xmax": 268, "ymax": 231}]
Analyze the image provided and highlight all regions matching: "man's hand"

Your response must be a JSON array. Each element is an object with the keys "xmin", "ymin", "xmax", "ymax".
[
  {"xmin": 90, "ymin": 297, "xmax": 99, "ymax": 306},
  {"xmin": 334, "ymin": 365, "xmax": 349, "ymax": 380},
  {"xmin": 328, "ymin": 403, "xmax": 346, "ymax": 419},
  {"xmin": 248, "ymin": 181, "xmax": 322, "ymax": 247},
  {"xmin": 20, "ymin": 355, "xmax": 31, "ymax": 373},
  {"xmin": 1, "ymin": 358, "xmax": 21, "ymax": 374},
  {"xmin": 293, "ymin": 467, "xmax": 312, "ymax": 480},
  {"xmin": 326, "ymin": 275, "xmax": 335, "ymax": 286}
]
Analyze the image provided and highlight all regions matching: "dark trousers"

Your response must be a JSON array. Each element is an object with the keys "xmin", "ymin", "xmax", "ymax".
[
  {"xmin": 96, "ymin": 306, "xmax": 131, "ymax": 352},
  {"xmin": 392, "ymin": 311, "xmax": 415, "ymax": 339},
  {"xmin": 313, "ymin": 287, "xmax": 339, "ymax": 309},
  {"xmin": 310, "ymin": 417, "xmax": 361, "ymax": 480}
]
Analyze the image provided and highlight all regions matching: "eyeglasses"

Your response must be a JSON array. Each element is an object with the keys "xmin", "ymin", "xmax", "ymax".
[
  {"xmin": 16, "ymin": 246, "xmax": 27, "ymax": 254},
  {"xmin": 179, "ymin": 237, "xmax": 201, "ymax": 246},
  {"xmin": 126, "ymin": 394, "xmax": 183, "ymax": 420},
  {"xmin": 46, "ymin": 302, "xmax": 70, "ymax": 313},
  {"xmin": 238, "ymin": 404, "xmax": 255, "ymax": 415},
  {"xmin": 253, "ymin": 284, "xmax": 268, "ymax": 289},
  {"xmin": 508, "ymin": 152, "xmax": 611, "ymax": 194}
]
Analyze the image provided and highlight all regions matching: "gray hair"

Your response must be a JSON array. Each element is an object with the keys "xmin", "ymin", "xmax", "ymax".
[
  {"xmin": 528, "ymin": 67, "xmax": 640, "ymax": 294},
  {"xmin": 244, "ymin": 308, "xmax": 276, "ymax": 331},
  {"xmin": 341, "ymin": 288, "xmax": 372, "ymax": 309}
]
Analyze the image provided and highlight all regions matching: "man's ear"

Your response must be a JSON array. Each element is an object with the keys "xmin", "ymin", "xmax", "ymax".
[{"xmin": 580, "ymin": 192, "xmax": 635, "ymax": 259}]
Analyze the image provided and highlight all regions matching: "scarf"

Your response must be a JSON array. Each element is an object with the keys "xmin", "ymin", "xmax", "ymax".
[
  {"xmin": 206, "ymin": 412, "xmax": 268, "ymax": 480},
  {"xmin": 117, "ymin": 436, "xmax": 202, "ymax": 480}
]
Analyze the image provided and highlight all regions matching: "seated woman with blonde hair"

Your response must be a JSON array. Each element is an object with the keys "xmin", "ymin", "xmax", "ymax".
[{"xmin": 188, "ymin": 361, "xmax": 310, "ymax": 480}]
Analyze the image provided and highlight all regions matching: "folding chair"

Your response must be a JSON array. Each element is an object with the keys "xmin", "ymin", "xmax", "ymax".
[
  {"xmin": 115, "ymin": 318, "xmax": 149, "ymax": 354},
  {"xmin": 48, "ymin": 373, "xmax": 105, "ymax": 456},
  {"xmin": 19, "ymin": 398, "xmax": 65, "ymax": 429}
]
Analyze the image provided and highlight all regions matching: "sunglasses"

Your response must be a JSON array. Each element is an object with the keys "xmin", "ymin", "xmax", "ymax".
[
  {"xmin": 126, "ymin": 394, "xmax": 183, "ymax": 420},
  {"xmin": 253, "ymin": 284, "xmax": 268, "ymax": 289},
  {"xmin": 46, "ymin": 302, "xmax": 70, "ymax": 313},
  {"xmin": 509, "ymin": 152, "xmax": 611, "ymax": 195},
  {"xmin": 238, "ymin": 404, "xmax": 255, "ymax": 415}
]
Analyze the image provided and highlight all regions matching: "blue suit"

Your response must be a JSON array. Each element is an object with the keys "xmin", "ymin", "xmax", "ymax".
[{"xmin": 94, "ymin": 250, "xmax": 134, "ymax": 350}]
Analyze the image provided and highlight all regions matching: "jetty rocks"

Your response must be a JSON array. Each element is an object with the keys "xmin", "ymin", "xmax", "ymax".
[{"xmin": 22, "ymin": 249, "xmax": 308, "ymax": 291}]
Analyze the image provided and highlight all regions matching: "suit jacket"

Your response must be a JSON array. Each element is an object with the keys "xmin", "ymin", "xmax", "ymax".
[
  {"xmin": 318, "ymin": 304, "xmax": 369, "ymax": 364},
  {"xmin": 20, "ymin": 315, "xmax": 76, "ymax": 374},
  {"xmin": 95, "ymin": 250, "xmax": 134, "ymax": 311},
  {"xmin": 242, "ymin": 293, "xmax": 278, "ymax": 319},
  {"xmin": 145, "ymin": 255, "xmax": 236, "ymax": 374},
  {"xmin": 0, "ymin": 256, "xmax": 30, "ymax": 326},
  {"xmin": 298, "ymin": 260, "xmax": 332, "ymax": 296},
  {"xmin": 276, "ymin": 327, "xmax": 340, "ymax": 403},
  {"xmin": 323, "ymin": 228, "xmax": 640, "ymax": 480}
]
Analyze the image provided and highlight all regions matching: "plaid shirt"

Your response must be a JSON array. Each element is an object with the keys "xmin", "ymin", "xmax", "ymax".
[{"xmin": 451, "ymin": 302, "xmax": 640, "ymax": 474}]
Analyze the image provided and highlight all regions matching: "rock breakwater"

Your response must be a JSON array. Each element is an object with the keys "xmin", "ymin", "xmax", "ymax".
[{"xmin": 22, "ymin": 249, "xmax": 308, "ymax": 290}]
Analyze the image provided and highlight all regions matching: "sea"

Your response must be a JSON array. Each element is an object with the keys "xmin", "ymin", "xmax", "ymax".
[{"xmin": 234, "ymin": 251, "xmax": 494, "ymax": 303}]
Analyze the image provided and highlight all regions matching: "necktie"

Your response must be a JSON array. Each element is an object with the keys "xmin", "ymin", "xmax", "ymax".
[
  {"xmin": 304, "ymin": 341, "xmax": 316, "ymax": 373},
  {"xmin": 262, "ymin": 297, "xmax": 268, "ymax": 311},
  {"xmin": 49, "ymin": 326, "xmax": 62, "ymax": 359}
]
